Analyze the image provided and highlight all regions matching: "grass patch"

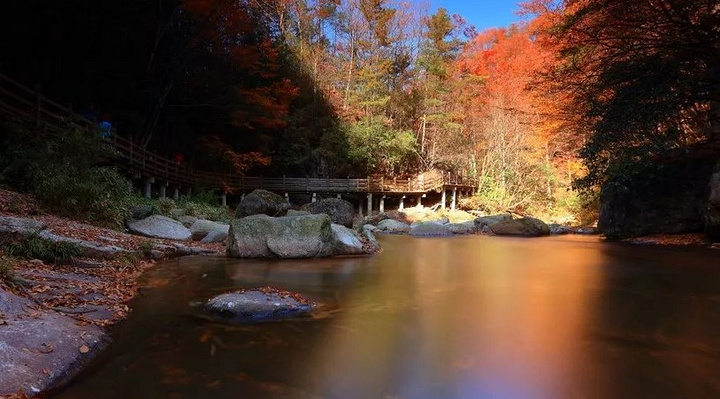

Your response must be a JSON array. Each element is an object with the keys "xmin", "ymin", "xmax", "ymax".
[{"xmin": 1, "ymin": 235, "xmax": 85, "ymax": 264}]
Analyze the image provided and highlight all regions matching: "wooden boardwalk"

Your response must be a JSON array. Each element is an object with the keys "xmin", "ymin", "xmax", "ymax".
[{"xmin": 0, "ymin": 73, "xmax": 477, "ymax": 199}]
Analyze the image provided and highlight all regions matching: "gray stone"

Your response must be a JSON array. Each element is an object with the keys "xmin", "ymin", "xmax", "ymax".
[
  {"xmin": 490, "ymin": 217, "xmax": 550, "ymax": 237},
  {"xmin": 178, "ymin": 215, "xmax": 198, "ymax": 228},
  {"xmin": 575, "ymin": 227, "xmax": 598, "ymax": 235},
  {"xmin": 201, "ymin": 229, "xmax": 228, "ymax": 244},
  {"xmin": 36, "ymin": 231, "xmax": 129, "ymax": 259},
  {"xmin": 0, "ymin": 289, "xmax": 108, "ymax": 396},
  {"xmin": 236, "ymin": 189, "xmax": 291, "ymax": 217},
  {"xmin": 189, "ymin": 219, "xmax": 229, "ymax": 241},
  {"xmin": 410, "ymin": 218, "xmax": 449, "ymax": 228},
  {"xmin": 204, "ymin": 290, "xmax": 312, "ymax": 323},
  {"xmin": 0, "ymin": 216, "xmax": 45, "ymax": 238},
  {"xmin": 474, "ymin": 214, "xmax": 513, "ymax": 231},
  {"xmin": 127, "ymin": 215, "xmax": 192, "ymax": 241},
  {"xmin": 363, "ymin": 224, "xmax": 378, "ymax": 232},
  {"xmin": 227, "ymin": 214, "xmax": 334, "ymax": 258},
  {"xmin": 447, "ymin": 221, "xmax": 478, "ymax": 235},
  {"xmin": 548, "ymin": 223, "xmax": 573, "ymax": 235},
  {"xmin": 410, "ymin": 222, "xmax": 453, "ymax": 237},
  {"xmin": 301, "ymin": 198, "xmax": 355, "ymax": 227},
  {"xmin": 376, "ymin": 219, "xmax": 411, "ymax": 234},
  {"xmin": 331, "ymin": 224, "xmax": 365, "ymax": 255}
]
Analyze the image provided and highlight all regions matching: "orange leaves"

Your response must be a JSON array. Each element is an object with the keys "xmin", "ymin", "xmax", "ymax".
[{"xmin": 201, "ymin": 135, "xmax": 271, "ymax": 175}]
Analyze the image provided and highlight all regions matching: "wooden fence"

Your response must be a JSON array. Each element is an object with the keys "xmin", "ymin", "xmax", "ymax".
[{"xmin": 0, "ymin": 73, "xmax": 477, "ymax": 194}]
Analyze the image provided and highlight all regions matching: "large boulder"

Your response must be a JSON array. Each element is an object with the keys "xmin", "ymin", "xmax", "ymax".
[
  {"xmin": 376, "ymin": 219, "xmax": 411, "ymax": 234},
  {"xmin": 410, "ymin": 221, "xmax": 452, "ymax": 237},
  {"xmin": 204, "ymin": 289, "xmax": 313, "ymax": 323},
  {"xmin": 475, "ymin": 214, "xmax": 513, "ymax": 232},
  {"xmin": 301, "ymin": 198, "xmax": 355, "ymax": 227},
  {"xmin": 126, "ymin": 215, "xmax": 192, "ymax": 241},
  {"xmin": 490, "ymin": 217, "xmax": 550, "ymax": 237},
  {"xmin": 447, "ymin": 221, "xmax": 478, "ymax": 235},
  {"xmin": 331, "ymin": 224, "xmax": 365, "ymax": 255},
  {"xmin": 705, "ymin": 165, "xmax": 720, "ymax": 241},
  {"xmin": 548, "ymin": 223, "xmax": 573, "ymax": 235},
  {"xmin": 227, "ymin": 214, "xmax": 335, "ymax": 258},
  {"xmin": 236, "ymin": 189, "xmax": 291, "ymax": 217},
  {"xmin": 128, "ymin": 204, "xmax": 154, "ymax": 220},
  {"xmin": 189, "ymin": 219, "xmax": 229, "ymax": 241},
  {"xmin": 0, "ymin": 216, "xmax": 45, "ymax": 238}
]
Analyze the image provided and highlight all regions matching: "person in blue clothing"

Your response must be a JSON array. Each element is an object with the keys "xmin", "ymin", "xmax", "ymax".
[{"xmin": 98, "ymin": 113, "xmax": 113, "ymax": 139}]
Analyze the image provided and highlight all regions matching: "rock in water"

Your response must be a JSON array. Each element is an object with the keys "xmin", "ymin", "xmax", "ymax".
[
  {"xmin": 474, "ymin": 214, "xmax": 513, "ymax": 232},
  {"xmin": 301, "ymin": 198, "xmax": 355, "ymax": 227},
  {"xmin": 410, "ymin": 221, "xmax": 452, "ymax": 237},
  {"xmin": 490, "ymin": 217, "xmax": 550, "ymax": 237},
  {"xmin": 376, "ymin": 219, "xmax": 411, "ymax": 234},
  {"xmin": 227, "ymin": 214, "xmax": 335, "ymax": 258},
  {"xmin": 331, "ymin": 224, "xmax": 365, "ymax": 255},
  {"xmin": 236, "ymin": 189, "xmax": 291, "ymax": 217},
  {"xmin": 204, "ymin": 289, "xmax": 313, "ymax": 323},
  {"xmin": 447, "ymin": 221, "xmax": 477, "ymax": 235},
  {"xmin": 126, "ymin": 215, "xmax": 192, "ymax": 241}
]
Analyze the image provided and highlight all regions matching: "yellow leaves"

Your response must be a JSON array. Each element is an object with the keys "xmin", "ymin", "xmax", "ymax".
[{"xmin": 79, "ymin": 345, "xmax": 90, "ymax": 354}]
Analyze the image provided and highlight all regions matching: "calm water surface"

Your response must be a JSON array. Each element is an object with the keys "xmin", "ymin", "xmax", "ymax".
[{"xmin": 58, "ymin": 235, "xmax": 720, "ymax": 399}]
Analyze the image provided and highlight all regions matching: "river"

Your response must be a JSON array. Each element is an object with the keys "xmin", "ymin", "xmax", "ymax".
[{"xmin": 57, "ymin": 235, "xmax": 720, "ymax": 399}]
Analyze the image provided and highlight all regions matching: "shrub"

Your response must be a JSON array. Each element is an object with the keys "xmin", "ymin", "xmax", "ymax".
[
  {"xmin": 0, "ymin": 119, "xmax": 132, "ymax": 227},
  {"xmin": 1, "ymin": 235, "xmax": 85, "ymax": 264}
]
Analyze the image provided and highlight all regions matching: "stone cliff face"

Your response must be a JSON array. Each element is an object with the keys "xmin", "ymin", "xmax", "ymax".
[{"xmin": 598, "ymin": 159, "xmax": 718, "ymax": 239}]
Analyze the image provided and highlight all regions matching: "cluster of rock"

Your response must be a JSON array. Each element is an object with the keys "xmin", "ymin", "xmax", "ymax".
[
  {"xmin": 227, "ymin": 190, "xmax": 378, "ymax": 259},
  {"xmin": 203, "ymin": 288, "xmax": 314, "ymax": 323},
  {"xmin": 126, "ymin": 210, "xmax": 229, "ymax": 244},
  {"xmin": 365, "ymin": 211, "xmax": 593, "ymax": 238}
]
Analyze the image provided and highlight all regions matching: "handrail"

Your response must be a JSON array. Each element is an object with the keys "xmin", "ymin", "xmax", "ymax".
[{"xmin": 0, "ymin": 73, "xmax": 478, "ymax": 194}]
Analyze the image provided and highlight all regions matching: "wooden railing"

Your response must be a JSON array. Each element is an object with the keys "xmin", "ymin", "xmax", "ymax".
[{"xmin": 0, "ymin": 73, "xmax": 478, "ymax": 194}]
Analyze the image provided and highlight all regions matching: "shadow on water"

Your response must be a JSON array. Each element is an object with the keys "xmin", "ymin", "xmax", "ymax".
[{"xmin": 57, "ymin": 235, "xmax": 720, "ymax": 399}]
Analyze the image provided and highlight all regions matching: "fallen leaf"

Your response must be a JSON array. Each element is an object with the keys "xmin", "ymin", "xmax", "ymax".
[
  {"xmin": 38, "ymin": 343, "xmax": 54, "ymax": 353},
  {"xmin": 79, "ymin": 345, "xmax": 90, "ymax": 353}
]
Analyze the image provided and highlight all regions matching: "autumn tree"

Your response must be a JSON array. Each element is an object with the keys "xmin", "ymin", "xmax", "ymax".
[{"xmin": 530, "ymin": 0, "xmax": 720, "ymax": 190}]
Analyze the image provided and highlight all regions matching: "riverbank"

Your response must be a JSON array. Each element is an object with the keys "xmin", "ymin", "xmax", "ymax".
[{"xmin": 0, "ymin": 189, "xmax": 223, "ymax": 398}]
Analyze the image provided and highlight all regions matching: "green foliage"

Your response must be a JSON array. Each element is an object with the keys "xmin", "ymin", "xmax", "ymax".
[
  {"xmin": 178, "ymin": 200, "xmax": 231, "ymax": 222},
  {"xmin": 155, "ymin": 197, "xmax": 176, "ymax": 216},
  {"xmin": 1, "ymin": 235, "xmax": 85, "ymax": 264},
  {"xmin": 1, "ymin": 120, "xmax": 132, "ymax": 227},
  {"xmin": 344, "ymin": 116, "xmax": 417, "ymax": 176}
]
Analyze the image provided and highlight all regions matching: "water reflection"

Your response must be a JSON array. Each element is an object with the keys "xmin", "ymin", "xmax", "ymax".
[{"xmin": 58, "ymin": 235, "xmax": 720, "ymax": 399}]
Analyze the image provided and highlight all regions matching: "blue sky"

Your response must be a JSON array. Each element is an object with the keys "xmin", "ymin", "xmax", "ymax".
[{"xmin": 430, "ymin": 0, "xmax": 524, "ymax": 32}]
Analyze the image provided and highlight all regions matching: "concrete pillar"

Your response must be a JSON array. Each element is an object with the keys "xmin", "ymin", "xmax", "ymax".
[
  {"xmin": 143, "ymin": 177, "xmax": 155, "ymax": 199},
  {"xmin": 451, "ymin": 187, "xmax": 457, "ymax": 211},
  {"xmin": 337, "ymin": 194, "xmax": 341, "ymax": 199},
  {"xmin": 367, "ymin": 193, "xmax": 373, "ymax": 215},
  {"xmin": 285, "ymin": 193, "xmax": 289, "ymax": 201},
  {"xmin": 159, "ymin": 182, "xmax": 166, "ymax": 199},
  {"xmin": 312, "ymin": 193, "xmax": 317, "ymax": 203},
  {"xmin": 379, "ymin": 195, "xmax": 385, "ymax": 213},
  {"xmin": 418, "ymin": 195, "xmax": 423, "ymax": 207},
  {"xmin": 221, "ymin": 193, "xmax": 227, "ymax": 207},
  {"xmin": 173, "ymin": 186, "xmax": 179, "ymax": 201},
  {"xmin": 241, "ymin": 193, "xmax": 246, "ymax": 202},
  {"xmin": 186, "ymin": 187, "xmax": 192, "ymax": 199},
  {"xmin": 441, "ymin": 190, "xmax": 446, "ymax": 209},
  {"xmin": 399, "ymin": 195, "xmax": 405, "ymax": 210},
  {"xmin": 358, "ymin": 199, "xmax": 363, "ymax": 218}
]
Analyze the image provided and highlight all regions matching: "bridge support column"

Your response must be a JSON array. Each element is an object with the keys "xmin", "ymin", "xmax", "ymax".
[
  {"xmin": 357, "ymin": 199, "xmax": 363, "ymax": 218},
  {"xmin": 186, "ymin": 187, "xmax": 192, "ymax": 199},
  {"xmin": 379, "ymin": 195, "xmax": 385, "ymax": 213},
  {"xmin": 441, "ymin": 190, "xmax": 446, "ymax": 209},
  {"xmin": 312, "ymin": 193, "xmax": 317, "ymax": 203},
  {"xmin": 173, "ymin": 186, "xmax": 179, "ymax": 201},
  {"xmin": 451, "ymin": 187, "xmax": 457, "ymax": 211},
  {"xmin": 367, "ymin": 193, "xmax": 373, "ymax": 215},
  {"xmin": 144, "ymin": 177, "xmax": 155, "ymax": 199},
  {"xmin": 159, "ymin": 182, "xmax": 167, "ymax": 199},
  {"xmin": 221, "ymin": 194, "xmax": 227, "ymax": 207},
  {"xmin": 285, "ymin": 193, "xmax": 289, "ymax": 202},
  {"xmin": 399, "ymin": 195, "xmax": 405, "ymax": 210},
  {"xmin": 418, "ymin": 195, "xmax": 423, "ymax": 207},
  {"xmin": 337, "ymin": 194, "xmax": 341, "ymax": 199}
]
